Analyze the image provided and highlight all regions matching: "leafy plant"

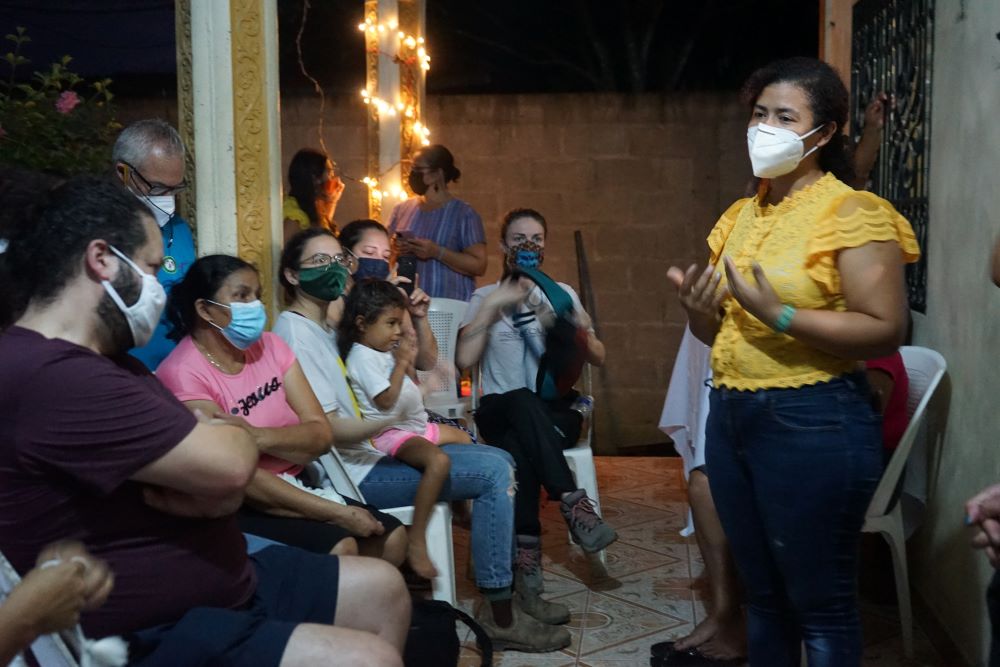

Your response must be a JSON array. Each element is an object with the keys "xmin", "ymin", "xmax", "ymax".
[{"xmin": 0, "ymin": 27, "xmax": 121, "ymax": 176}]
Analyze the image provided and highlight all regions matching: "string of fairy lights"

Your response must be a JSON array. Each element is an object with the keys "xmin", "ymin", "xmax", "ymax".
[{"xmin": 357, "ymin": 14, "xmax": 431, "ymax": 207}]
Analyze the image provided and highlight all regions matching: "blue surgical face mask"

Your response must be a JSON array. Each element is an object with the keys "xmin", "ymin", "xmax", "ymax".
[
  {"xmin": 353, "ymin": 257, "xmax": 391, "ymax": 282},
  {"xmin": 207, "ymin": 299, "xmax": 267, "ymax": 350}
]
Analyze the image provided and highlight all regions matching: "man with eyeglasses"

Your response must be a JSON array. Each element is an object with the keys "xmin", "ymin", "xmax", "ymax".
[{"xmin": 113, "ymin": 119, "xmax": 194, "ymax": 370}]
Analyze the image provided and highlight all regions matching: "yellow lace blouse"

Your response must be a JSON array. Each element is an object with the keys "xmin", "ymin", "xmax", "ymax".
[
  {"xmin": 282, "ymin": 195, "xmax": 311, "ymax": 231},
  {"xmin": 707, "ymin": 173, "xmax": 920, "ymax": 391}
]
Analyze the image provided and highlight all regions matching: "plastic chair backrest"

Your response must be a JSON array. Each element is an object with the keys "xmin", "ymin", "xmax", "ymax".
[
  {"xmin": 417, "ymin": 298, "xmax": 467, "ymax": 408},
  {"xmin": 866, "ymin": 346, "xmax": 947, "ymax": 519}
]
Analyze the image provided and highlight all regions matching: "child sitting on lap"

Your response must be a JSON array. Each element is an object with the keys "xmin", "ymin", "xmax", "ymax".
[{"xmin": 340, "ymin": 279, "xmax": 471, "ymax": 578}]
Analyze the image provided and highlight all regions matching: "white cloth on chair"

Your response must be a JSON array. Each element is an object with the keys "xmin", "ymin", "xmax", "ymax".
[{"xmin": 658, "ymin": 325, "xmax": 712, "ymax": 537}]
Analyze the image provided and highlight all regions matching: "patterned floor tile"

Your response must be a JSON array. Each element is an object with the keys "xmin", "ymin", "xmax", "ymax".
[{"xmin": 451, "ymin": 457, "xmax": 945, "ymax": 666}]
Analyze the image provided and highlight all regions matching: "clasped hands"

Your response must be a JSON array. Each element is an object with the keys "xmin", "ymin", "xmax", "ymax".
[{"xmin": 666, "ymin": 256, "xmax": 784, "ymax": 328}]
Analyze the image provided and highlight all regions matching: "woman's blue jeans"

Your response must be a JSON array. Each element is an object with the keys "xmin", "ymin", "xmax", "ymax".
[
  {"xmin": 358, "ymin": 443, "xmax": 516, "ymax": 590},
  {"xmin": 706, "ymin": 373, "xmax": 882, "ymax": 667}
]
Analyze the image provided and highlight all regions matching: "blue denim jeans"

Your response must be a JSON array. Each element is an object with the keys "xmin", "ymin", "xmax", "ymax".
[
  {"xmin": 706, "ymin": 373, "xmax": 882, "ymax": 667},
  {"xmin": 358, "ymin": 443, "xmax": 516, "ymax": 589}
]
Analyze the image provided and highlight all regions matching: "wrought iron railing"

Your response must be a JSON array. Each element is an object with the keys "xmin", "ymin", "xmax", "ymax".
[{"xmin": 851, "ymin": 0, "xmax": 934, "ymax": 313}]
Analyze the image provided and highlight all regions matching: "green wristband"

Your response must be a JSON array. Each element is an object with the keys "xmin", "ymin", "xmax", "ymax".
[{"xmin": 773, "ymin": 304, "xmax": 796, "ymax": 333}]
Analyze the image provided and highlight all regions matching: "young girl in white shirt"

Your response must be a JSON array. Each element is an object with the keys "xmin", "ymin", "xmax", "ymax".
[{"xmin": 339, "ymin": 279, "xmax": 470, "ymax": 579}]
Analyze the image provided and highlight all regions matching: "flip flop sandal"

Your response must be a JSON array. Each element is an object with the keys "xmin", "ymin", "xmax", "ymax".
[{"xmin": 650, "ymin": 640, "xmax": 747, "ymax": 666}]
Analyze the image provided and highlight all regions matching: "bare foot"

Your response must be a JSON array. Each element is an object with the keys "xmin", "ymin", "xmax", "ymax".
[
  {"xmin": 674, "ymin": 613, "xmax": 745, "ymax": 660},
  {"xmin": 407, "ymin": 541, "xmax": 439, "ymax": 580}
]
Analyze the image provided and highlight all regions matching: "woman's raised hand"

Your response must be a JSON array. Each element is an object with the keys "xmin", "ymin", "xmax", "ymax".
[
  {"xmin": 667, "ymin": 263, "xmax": 727, "ymax": 320},
  {"xmin": 722, "ymin": 257, "xmax": 782, "ymax": 327}
]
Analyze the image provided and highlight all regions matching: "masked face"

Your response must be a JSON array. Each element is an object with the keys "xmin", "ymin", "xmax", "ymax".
[
  {"xmin": 746, "ymin": 122, "xmax": 824, "ymax": 179},
  {"xmin": 297, "ymin": 262, "xmax": 350, "ymax": 302},
  {"xmin": 504, "ymin": 240, "xmax": 545, "ymax": 273},
  {"xmin": 407, "ymin": 169, "xmax": 429, "ymax": 196},
  {"xmin": 206, "ymin": 299, "xmax": 267, "ymax": 350},
  {"xmin": 354, "ymin": 257, "xmax": 391, "ymax": 282},
  {"xmin": 138, "ymin": 193, "xmax": 176, "ymax": 227},
  {"xmin": 100, "ymin": 245, "xmax": 167, "ymax": 350}
]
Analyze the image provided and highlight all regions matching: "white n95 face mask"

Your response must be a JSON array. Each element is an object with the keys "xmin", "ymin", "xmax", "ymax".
[
  {"xmin": 101, "ymin": 245, "xmax": 166, "ymax": 348},
  {"xmin": 746, "ymin": 123, "xmax": 824, "ymax": 179},
  {"xmin": 139, "ymin": 194, "xmax": 176, "ymax": 227}
]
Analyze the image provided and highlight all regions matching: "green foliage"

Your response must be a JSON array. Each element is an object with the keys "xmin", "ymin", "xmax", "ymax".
[{"xmin": 0, "ymin": 27, "xmax": 121, "ymax": 176}]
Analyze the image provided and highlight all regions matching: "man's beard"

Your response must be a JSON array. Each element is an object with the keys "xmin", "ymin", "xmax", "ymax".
[{"xmin": 96, "ymin": 268, "xmax": 142, "ymax": 355}]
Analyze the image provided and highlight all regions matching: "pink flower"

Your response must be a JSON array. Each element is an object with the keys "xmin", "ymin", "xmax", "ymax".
[{"xmin": 55, "ymin": 90, "xmax": 81, "ymax": 115}]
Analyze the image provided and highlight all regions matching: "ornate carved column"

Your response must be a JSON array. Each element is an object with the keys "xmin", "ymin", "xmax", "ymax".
[
  {"xmin": 361, "ymin": 0, "xmax": 428, "ymax": 221},
  {"xmin": 174, "ymin": 0, "xmax": 197, "ymax": 233},
  {"xmin": 177, "ymin": 0, "xmax": 282, "ymax": 311}
]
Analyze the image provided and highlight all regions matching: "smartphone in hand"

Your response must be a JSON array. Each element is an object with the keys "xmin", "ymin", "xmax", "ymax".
[{"xmin": 396, "ymin": 255, "xmax": 417, "ymax": 295}]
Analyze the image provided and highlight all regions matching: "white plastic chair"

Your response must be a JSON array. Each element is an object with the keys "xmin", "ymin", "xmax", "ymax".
[
  {"xmin": 318, "ymin": 449, "xmax": 457, "ymax": 606},
  {"xmin": 417, "ymin": 298, "xmax": 469, "ymax": 420},
  {"xmin": 861, "ymin": 345, "xmax": 947, "ymax": 659}
]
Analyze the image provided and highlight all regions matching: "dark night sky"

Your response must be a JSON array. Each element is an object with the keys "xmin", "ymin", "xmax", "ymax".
[{"xmin": 0, "ymin": 1, "xmax": 818, "ymax": 98}]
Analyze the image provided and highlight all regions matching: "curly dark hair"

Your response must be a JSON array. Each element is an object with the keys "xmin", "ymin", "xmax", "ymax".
[
  {"xmin": 741, "ymin": 56, "xmax": 855, "ymax": 184},
  {"xmin": 165, "ymin": 254, "xmax": 256, "ymax": 342},
  {"xmin": 337, "ymin": 279, "xmax": 407, "ymax": 358},
  {"xmin": 1, "ymin": 175, "xmax": 148, "ymax": 328},
  {"xmin": 279, "ymin": 227, "xmax": 339, "ymax": 304}
]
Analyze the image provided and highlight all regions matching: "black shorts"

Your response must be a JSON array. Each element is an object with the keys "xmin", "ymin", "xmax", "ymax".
[
  {"xmin": 128, "ymin": 545, "xmax": 340, "ymax": 666},
  {"xmin": 238, "ymin": 497, "xmax": 403, "ymax": 554}
]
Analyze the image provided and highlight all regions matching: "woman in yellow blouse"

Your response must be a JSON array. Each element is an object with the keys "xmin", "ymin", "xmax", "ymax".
[
  {"xmin": 666, "ymin": 57, "xmax": 919, "ymax": 667},
  {"xmin": 283, "ymin": 148, "xmax": 345, "ymax": 245}
]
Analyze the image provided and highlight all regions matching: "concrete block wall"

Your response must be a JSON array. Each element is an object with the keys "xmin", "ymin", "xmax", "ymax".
[{"xmin": 124, "ymin": 92, "xmax": 751, "ymax": 453}]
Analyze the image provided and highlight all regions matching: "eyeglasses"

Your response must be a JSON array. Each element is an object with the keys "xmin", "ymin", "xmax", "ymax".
[
  {"xmin": 302, "ymin": 250, "xmax": 358, "ymax": 272},
  {"xmin": 121, "ymin": 161, "xmax": 189, "ymax": 197}
]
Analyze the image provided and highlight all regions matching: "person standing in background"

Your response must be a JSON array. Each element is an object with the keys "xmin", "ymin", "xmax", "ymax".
[
  {"xmin": 113, "ymin": 119, "xmax": 194, "ymax": 371},
  {"xmin": 388, "ymin": 145, "xmax": 487, "ymax": 301}
]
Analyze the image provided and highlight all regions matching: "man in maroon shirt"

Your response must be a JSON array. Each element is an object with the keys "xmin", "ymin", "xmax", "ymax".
[{"xmin": 0, "ymin": 176, "xmax": 407, "ymax": 666}]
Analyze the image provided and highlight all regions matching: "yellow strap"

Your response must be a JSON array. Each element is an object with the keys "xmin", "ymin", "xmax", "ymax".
[{"xmin": 334, "ymin": 354, "xmax": 365, "ymax": 419}]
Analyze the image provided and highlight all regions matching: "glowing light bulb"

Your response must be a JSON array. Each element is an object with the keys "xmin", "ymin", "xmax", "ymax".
[{"xmin": 357, "ymin": 23, "xmax": 367, "ymax": 31}]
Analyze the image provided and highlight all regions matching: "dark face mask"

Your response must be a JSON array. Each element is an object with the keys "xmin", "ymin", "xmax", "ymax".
[
  {"xmin": 504, "ymin": 241, "xmax": 545, "ymax": 273},
  {"xmin": 298, "ymin": 262, "xmax": 349, "ymax": 302},
  {"xmin": 407, "ymin": 169, "xmax": 429, "ymax": 196},
  {"xmin": 354, "ymin": 257, "xmax": 391, "ymax": 282}
]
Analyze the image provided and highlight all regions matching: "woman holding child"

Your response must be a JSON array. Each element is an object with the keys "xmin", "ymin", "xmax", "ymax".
[{"xmin": 275, "ymin": 225, "xmax": 571, "ymax": 652}]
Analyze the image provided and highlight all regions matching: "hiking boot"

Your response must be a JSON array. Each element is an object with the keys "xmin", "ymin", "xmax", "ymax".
[
  {"xmin": 514, "ymin": 569, "xmax": 571, "ymax": 625},
  {"xmin": 560, "ymin": 489, "xmax": 617, "ymax": 553},
  {"xmin": 477, "ymin": 599, "xmax": 572, "ymax": 652},
  {"xmin": 514, "ymin": 536, "xmax": 546, "ymax": 591}
]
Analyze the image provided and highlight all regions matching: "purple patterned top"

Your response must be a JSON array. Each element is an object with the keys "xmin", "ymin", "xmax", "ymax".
[{"xmin": 388, "ymin": 197, "xmax": 486, "ymax": 301}]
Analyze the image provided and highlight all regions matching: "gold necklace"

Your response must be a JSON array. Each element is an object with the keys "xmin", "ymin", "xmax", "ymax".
[{"xmin": 194, "ymin": 338, "xmax": 240, "ymax": 373}]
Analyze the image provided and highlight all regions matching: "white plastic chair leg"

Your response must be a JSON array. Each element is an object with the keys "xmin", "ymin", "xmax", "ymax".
[
  {"xmin": 882, "ymin": 506, "xmax": 914, "ymax": 659},
  {"xmin": 563, "ymin": 445, "xmax": 607, "ymax": 565}
]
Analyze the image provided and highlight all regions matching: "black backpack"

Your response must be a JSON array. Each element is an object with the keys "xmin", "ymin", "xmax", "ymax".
[
  {"xmin": 514, "ymin": 267, "xmax": 588, "ymax": 401},
  {"xmin": 404, "ymin": 598, "xmax": 493, "ymax": 667}
]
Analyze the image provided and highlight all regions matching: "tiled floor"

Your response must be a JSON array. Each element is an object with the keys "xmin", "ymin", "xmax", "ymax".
[{"xmin": 453, "ymin": 456, "xmax": 945, "ymax": 666}]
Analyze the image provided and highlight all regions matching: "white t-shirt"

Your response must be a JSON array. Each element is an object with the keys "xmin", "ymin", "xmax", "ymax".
[
  {"xmin": 345, "ymin": 342, "xmax": 428, "ymax": 433},
  {"xmin": 462, "ymin": 281, "xmax": 585, "ymax": 397},
  {"xmin": 272, "ymin": 311, "xmax": 385, "ymax": 483}
]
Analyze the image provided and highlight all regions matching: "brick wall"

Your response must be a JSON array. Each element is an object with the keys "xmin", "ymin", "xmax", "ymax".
[{"xmin": 121, "ymin": 92, "xmax": 751, "ymax": 453}]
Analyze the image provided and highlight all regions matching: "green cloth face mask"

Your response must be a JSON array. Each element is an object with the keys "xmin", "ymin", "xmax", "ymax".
[{"xmin": 298, "ymin": 262, "xmax": 349, "ymax": 301}]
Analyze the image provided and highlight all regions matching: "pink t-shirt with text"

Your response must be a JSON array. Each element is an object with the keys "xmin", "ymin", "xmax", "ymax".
[{"xmin": 157, "ymin": 332, "xmax": 303, "ymax": 475}]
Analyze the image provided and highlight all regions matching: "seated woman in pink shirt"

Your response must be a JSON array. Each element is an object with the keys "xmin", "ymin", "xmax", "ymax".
[{"xmin": 157, "ymin": 254, "xmax": 406, "ymax": 565}]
